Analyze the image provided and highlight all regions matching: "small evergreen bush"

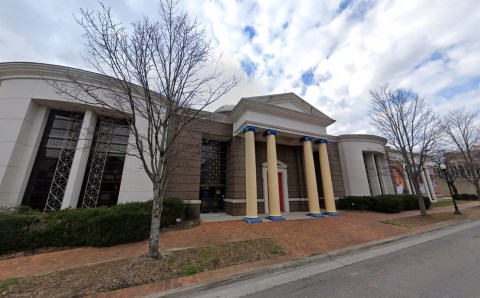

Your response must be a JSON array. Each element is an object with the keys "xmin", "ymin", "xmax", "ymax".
[
  {"xmin": 0, "ymin": 214, "xmax": 39, "ymax": 253},
  {"xmin": 0, "ymin": 197, "xmax": 196, "ymax": 254},
  {"xmin": 336, "ymin": 196, "xmax": 372, "ymax": 210},
  {"xmin": 369, "ymin": 196, "xmax": 404, "ymax": 213},
  {"xmin": 337, "ymin": 195, "xmax": 431, "ymax": 213},
  {"xmin": 161, "ymin": 197, "xmax": 185, "ymax": 227},
  {"xmin": 453, "ymin": 193, "xmax": 478, "ymax": 201}
]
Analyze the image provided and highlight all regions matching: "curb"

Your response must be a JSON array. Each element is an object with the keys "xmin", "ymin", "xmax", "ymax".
[{"xmin": 153, "ymin": 216, "xmax": 480, "ymax": 298}]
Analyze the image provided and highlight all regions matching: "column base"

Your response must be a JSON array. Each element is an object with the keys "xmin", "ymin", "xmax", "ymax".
[
  {"xmin": 306, "ymin": 213, "xmax": 325, "ymax": 218},
  {"xmin": 323, "ymin": 212, "xmax": 341, "ymax": 216},
  {"xmin": 266, "ymin": 215, "xmax": 286, "ymax": 221},
  {"xmin": 243, "ymin": 217, "xmax": 263, "ymax": 223}
]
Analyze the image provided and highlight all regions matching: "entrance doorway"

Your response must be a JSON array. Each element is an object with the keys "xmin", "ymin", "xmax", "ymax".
[
  {"xmin": 262, "ymin": 161, "xmax": 289, "ymax": 213},
  {"xmin": 267, "ymin": 173, "xmax": 284, "ymax": 212},
  {"xmin": 278, "ymin": 173, "xmax": 284, "ymax": 212}
]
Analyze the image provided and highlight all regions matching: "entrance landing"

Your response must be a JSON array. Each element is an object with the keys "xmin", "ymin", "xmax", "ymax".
[{"xmin": 200, "ymin": 212, "xmax": 336, "ymax": 223}]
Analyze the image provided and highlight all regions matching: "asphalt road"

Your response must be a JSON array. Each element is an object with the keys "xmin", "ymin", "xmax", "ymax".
[
  {"xmin": 169, "ymin": 220, "xmax": 480, "ymax": 298},
  {"xmin": 246, "ymin": 223, "xmax": 480, "ymax": 298}
]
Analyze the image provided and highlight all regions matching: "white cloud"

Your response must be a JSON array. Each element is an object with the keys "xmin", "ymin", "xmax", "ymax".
[{"xmin": 1, "ymin": 0, "xmax": 479, "ymax": 136}]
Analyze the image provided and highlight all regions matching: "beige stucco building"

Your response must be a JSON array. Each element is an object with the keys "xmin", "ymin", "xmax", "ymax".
[{"xmin": 0, "ymin": 62, "xmax": 398, "ymax": 220}]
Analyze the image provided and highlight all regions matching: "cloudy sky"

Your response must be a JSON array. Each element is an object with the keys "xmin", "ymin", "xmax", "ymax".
[{"xmin": 1, "ymin": 0, "xmax": 479, "ymax": 135}]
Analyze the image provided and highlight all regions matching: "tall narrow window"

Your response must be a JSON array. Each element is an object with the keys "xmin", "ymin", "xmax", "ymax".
[
  {"xmin": 79, "ymin": 116, "xmax": 129, "ymax": 208},
  {"xmin": 22, "ymin": 110, "xmax": 84, "ymax": 210},
  {"xmin": 199, "ymin": 139, "xmax": 227, "ymax": 213},
  {"xmin": 363, "ymin": 153, "xmax": 373, "ymax": 196}
]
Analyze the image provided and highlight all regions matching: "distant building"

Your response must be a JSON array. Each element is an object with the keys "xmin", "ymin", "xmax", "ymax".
[
  {"xmin": 433, "ymin": 148, "xmax": 480, "ymax": 197},
  {"xmin": 0, "ymin": 62, "xmax": 398, "ymax": 218}
]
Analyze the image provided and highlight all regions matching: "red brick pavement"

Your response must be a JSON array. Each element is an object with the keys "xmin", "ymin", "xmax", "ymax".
[{"xmin": 1, "ymin": 201, "xmax": 478, "ymax": 295}]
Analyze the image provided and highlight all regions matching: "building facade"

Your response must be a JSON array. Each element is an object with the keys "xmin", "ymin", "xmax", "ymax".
[{"xmin": 0, "ymin": 62, "xmax": 397, "ymax": 217}]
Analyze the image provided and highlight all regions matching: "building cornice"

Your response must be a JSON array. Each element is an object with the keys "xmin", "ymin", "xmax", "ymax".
[
  {"xmin": 336, "ymin": 134, "xmax": 387, "ymax": 146},
  {"xmin": 229, "ymin": 98, "xmax": 335, "ymax": 129},
  {"xmin": 0, "ymin": 62, "xmax": 114, "ymax": 85}
]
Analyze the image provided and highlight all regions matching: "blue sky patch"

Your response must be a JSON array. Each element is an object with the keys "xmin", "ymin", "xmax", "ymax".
[
  {"xmin": 301, "ymin": 70, "xmax": 314, "ymax": 86},
  {"xmin": 338, "ymin": 0, "xmax": 352, "ymax": 13},
  {"xmin": 243, "ymin": 25, "xmax": 256, "ymax": 40},
  {"xmin": 438, "ymin": 76, "xmax": 480, "ymax": 99},
  {"xmin": 414, "ymin": 50, "xmax": 449, "ymax": 69},
  {"xmin": 342, "ymin": 0, "xmax": 374, "ymax": 21},
  {"xmin": 240, "ymin": 57, "xmax": 257, "ymax": 77}
]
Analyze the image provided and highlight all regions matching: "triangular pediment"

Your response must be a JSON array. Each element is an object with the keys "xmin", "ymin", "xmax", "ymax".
[
  {"xmin": 240, "ymin": 92, "xmax": 334, "ymax": 122},
  {"xmin": 229, "ymin": 92, "xmax": 336, "ymax": 136},
  {"xmin": 262, "ymin": 160, "xmax": 288, "ymax": 168}
]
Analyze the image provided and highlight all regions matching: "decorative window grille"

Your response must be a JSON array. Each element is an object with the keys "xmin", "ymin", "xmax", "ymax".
[
  {"xmin": 199, "ymin": 140, "xmax": 227, "ymax": 212},
  {"xmin": 80, "ymin": 117, "xmax": 129, "ymax": 208},
  {"xmin": 43, "ymin": 113, "xmax": 84, "ymax": 212}
]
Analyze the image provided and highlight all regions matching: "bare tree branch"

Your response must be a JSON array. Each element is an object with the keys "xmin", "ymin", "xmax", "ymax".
[
  {"xmin": 442, "ymin": 108, "xmax": 480, "ymax": 197},
  {"xmin": 48, "ymin": 0, "xmax": 239, "ymax": 258},
  {"xmin": 369, "ymin": 83, "xmax": 441, "ymax": 216}
]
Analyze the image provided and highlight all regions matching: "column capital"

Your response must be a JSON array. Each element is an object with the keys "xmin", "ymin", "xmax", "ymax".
[
  {"xmin": 263, "ymin": 129, "xmax": 279, "ymax": 137},
  {"xmin": 315, "ymin": 138, "xmax": 329, "ymax": 144},
  {"xmin": 299, "ymin": 136, "xmax": 314, "ymax": 142},
  {"xmin": 242, "ymin": 125, "xmax": 258, "ymax": 134}
]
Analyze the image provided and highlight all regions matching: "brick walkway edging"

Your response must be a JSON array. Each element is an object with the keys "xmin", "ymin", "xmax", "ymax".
[{"xmin": 91, "ymin": 216, "xmax": 480, "ymax": 298}]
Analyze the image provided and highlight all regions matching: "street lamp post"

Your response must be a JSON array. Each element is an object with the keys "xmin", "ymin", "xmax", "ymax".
[{"xmin": 440, "ymin": 164, "xmax": 462, "ymax": 215}]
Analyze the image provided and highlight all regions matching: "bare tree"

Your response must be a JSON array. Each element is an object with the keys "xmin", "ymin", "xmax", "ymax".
[
  {"xmin": 50, "ymin": 0, "xmax": 238, "ymax": 258},
  {"xmin": 442, "ymin": 108, "xmax": 480, "ymax": 197},
  {"xmin": 369, "ymin": 84, "xmax": 441, "ymax": 216},
  {"xmin": 429, "ymin": 150, "xmax": 459, "ymax": 195}
]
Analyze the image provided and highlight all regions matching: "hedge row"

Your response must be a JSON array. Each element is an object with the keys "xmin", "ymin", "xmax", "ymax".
[
  {"xmin": 337, "ymin": 195, "xmax": 431, "ymax": 213},
  {"xmin": 0, "ymin": 197, "xmax": 195, "ymax": 254},
  {"xmin": 453, "ymin": 193, "xmax": 479, "ymax": 201}
]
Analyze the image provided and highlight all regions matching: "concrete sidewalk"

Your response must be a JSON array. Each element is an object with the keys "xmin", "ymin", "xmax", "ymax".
[
  {"xmin": 165, "ymin": 219, "xmax": 480, "ymax": 298},
  {"xmin": 0, "ymin": 201, "xmax": 478, "ymax": 296}
]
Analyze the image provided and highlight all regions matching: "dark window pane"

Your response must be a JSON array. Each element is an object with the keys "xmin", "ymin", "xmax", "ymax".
[
  {"xmin": 199, "ymin": 139, "xmax": 228, "ymax": 213},
  {"xmin": 22, "ymin": 110, "xmax": 84, "ymax": 210},
  {"xmin": 78, "ymin": 117, "xmax": 128, "ymax": 208}
]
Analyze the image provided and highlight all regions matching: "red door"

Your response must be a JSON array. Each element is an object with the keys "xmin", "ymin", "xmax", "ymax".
[
  {"xmin": 267, "ymin": 173, "xmax": 285, "ymax": 212},
  {"xmin": 278, "ymin": 173, "xmax": 284, "ymax": 212}
]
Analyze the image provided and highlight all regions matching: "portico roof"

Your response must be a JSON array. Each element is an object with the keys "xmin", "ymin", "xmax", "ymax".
[{"xmin": 229, "ymin": 92, "xmax": 335, "ymax": 138}]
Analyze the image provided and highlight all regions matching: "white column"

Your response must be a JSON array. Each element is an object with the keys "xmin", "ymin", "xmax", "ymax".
[
  {"xmin": 264, "ymin": 129, "xmax": 284, "ymax": 221},
  {"xmin": 403, "ymin": 164, "xmax": 413, "ymax": 194},
  {"xmin": 61, "ymin": 110, "xmax": 97, "ymax": 209},
  {"xmin": 300, "ymin": 136, "xmax": 322, "ymax": 217},
  {"xmin": 317, "ymin": 139, "xmax": 338, "ymax": 214},
  {"xmin": 364, "ymin": 153, "xmax": 381, "ymax": 196},
  {"xmin": 424, "ymin": 167, "xmax": 437, "ymax": 201},
  {"xmin": 377, "ymin": 155, "xmax": 395, "ymax": 194},
  {"xmin": 14, "ymin": 105, "xmax": 50, "ymax": 206},
  {"xmin": 420, "ymin": 168, "xmax": 434, "ymax": 201},
  {"xmin": 242, "ymin": 126, "xmax": 262, "ymax": 223}
]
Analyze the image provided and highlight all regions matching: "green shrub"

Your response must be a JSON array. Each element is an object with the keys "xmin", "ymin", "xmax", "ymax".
[
  {"xmin": 370, "ymin": 196, "xmax": 404, "ymax": 213},
  {"xmin": 86, "ymin": 208, "xmax": 150, "ymax": 247},
  {"xmin": 398, "ymin": 195, "xmax": 431, "ymax": 211},
  {"xmin": 0, "ymin": 214, "xmax": 39, "ymax": 253},
  {"xmin": 183, "ymin": 202, "xmax": 196, "ymax": 220},
  {"xmin": 161, "ymin": 197, "xmax": 185, "ymax": 227},
  {"xmin": 336, "ymin": 196, "xmax": 372, "ymax": 210},
  {"xmin": 41, "ymin": 207, "xmax": 109, "ymax": 247},
  {"xmin": 337, "ymin": 195, "xmax": 431, "ymax": 213},
  {"xmin": 15, "ymin": 205, "xmax": 39, "ymax": 214},
  {"xmin": 0, "ymin": 198, "xmax": 196, "ymax": 254},
  {"xmin": 453, "ymin": 193, "xmax": 479, "ymax": 201},
  {"xmin": 423, "ymin": 196, "xmax": 432, "ymax": 209}
]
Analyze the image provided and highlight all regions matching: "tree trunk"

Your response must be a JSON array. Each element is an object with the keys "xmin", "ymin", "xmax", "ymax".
[
  {"xmin": 148, "ymin": 186, "xmax": 162, "ymax": 259},
  {"xmin": 413, "ymin": 182, "xmax": 427, "ymax": 216},
  {"xmin": 475, "ymin": 182, "xmax": 480, "ymax": 203}
]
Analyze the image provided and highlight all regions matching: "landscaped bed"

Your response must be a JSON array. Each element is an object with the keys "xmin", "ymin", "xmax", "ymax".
[
  {"xmin": 0, "ymin": 238, "xmax": 286, "ymax": 297},
  {"xmin": 380, "ymin": 206, "xmax": 480, "ymax": 228}
]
